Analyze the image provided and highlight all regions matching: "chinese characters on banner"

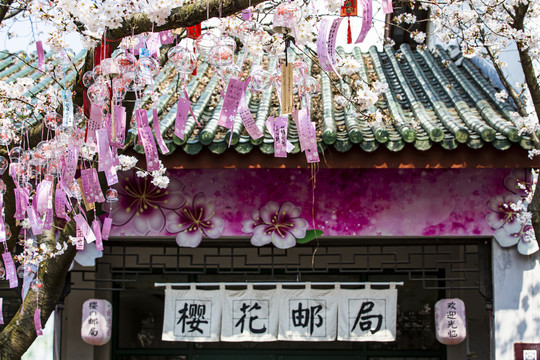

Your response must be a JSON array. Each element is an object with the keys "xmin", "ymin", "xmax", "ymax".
[
  {"xmin": 81, "ymin": 299, "xmax": 112, "ymax": 346},
  {"xmin": 338, "ymin": 283, "xmax": 397, "ymax": 341},
  {"xmin": 162, "ymin": 283, "xmax": 399, "ymax": 342},
  {"xmin": 278, "ymin": 284, "xmax": 337, "ymax": 341},
  {"xmin": 162, "ymin": 284, "xmax": 223, "ymax": 342},
  {"xmin": 434, "ymin": 298, "xmax": 467, "ymax": 345},
  {"xmin": 221, "ymin": 284, "xmax": 279, "ymax": 341}
]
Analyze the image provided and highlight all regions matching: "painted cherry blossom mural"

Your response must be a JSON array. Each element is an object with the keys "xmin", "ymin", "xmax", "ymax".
[
  {"xmin": 242, "ymin": 201, "xmax": 309, "ymax": 249},
  {"xmin": 486, "ymin": 169, "xmax": 539, "ymax": 255},
  {"xmin": 106, "ymin": 168, "xmax": 512, "ymax": 242},
  {"xmin": 165, "ymin": 192, "xmax": 224, "ymax": 247},
  {"xmin": 105, "ymin": 170, "xmax": 186, "ymax": 236}
]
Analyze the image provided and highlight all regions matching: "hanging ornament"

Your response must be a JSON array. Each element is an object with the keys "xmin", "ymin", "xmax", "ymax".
[
  {"xmin": 113, "ymin": 50, "xmax": 137, "ymax": 74},
  {"xmin": 250, "ymin": 68, "xmax": 271, "ymax": 92},
  {"xmin": 168, "ymin": 46, "xmax": 197, "ymax": 74},
  {"xmin": 208, "ymin": 44, "xmax": 234, "ymax": 68},
  {"xmin": 341, "ymin": 0, "xmax": 358, "ymax": 44},
  {"xmin": 195, "ymin": 32, "xmax": 218, "ymax": 60},
  {"xmin": 272, "ymin": 2, "xmax": 302, "ymax": 35},
  {"xmin": 100, "ymin": 58, "xmax": 121, "ymax": 78},
  {"xmin": 186, "ymin": 24, "xmax": 202, "ymax": 39},
  {"xmin": 105, "ymin": 188, "xmax": 118, "ymax": 202},
  {"xmin": 82, "ymin": 71, "xmax": 95, "ymax": 88}
]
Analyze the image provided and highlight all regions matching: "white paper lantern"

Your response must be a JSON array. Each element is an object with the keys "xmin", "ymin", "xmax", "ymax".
[
  {"xmin": 81, "ymin": 299, "xmax": 112, "ymax": 346},
  {"xmin": 434, "ymin": 298, "xmax": 466, "ymax": 345}
]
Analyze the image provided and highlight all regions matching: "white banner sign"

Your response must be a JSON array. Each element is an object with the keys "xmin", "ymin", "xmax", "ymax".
[
  {"xmin": 221, "ymin": 284, "xmax": 279, "ymax": 342},
  {"xmin": 278, "ymin": 283, "xmax": 338, "ymax": 341},
  {"xmin": 162, "ymin": 284, "xmax": 223, "ymax": 342},
  {"xmin": 338, "ymin": 284, "xmax": 397, "ymax": 341},
  {"xmin": 161, "ymin": 283, "xmax": 398, "ymax": 342}
]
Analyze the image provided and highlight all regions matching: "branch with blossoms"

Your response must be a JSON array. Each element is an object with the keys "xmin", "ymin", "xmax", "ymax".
[{"xmin": 115, "ymin": 155, "xmax": 171, "ymax": 189}]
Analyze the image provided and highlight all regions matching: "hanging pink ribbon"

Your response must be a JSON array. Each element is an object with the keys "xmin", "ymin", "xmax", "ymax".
[
  {"xmin": 153, "ymin": 109, "xmax": 169, "ymax": 154},
  {"xmin": 355, "ymin": 0, "xmax": 373, "ymax": 43}
]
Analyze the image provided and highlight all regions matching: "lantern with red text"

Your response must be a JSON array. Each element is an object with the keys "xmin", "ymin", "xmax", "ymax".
[
  {"xmin": 434, "ymin": 298, "xmax": 467, "ymax": 345},
  {"xmin": 81, "ymin": 299, "xmax": 112, "ymax": 346}
]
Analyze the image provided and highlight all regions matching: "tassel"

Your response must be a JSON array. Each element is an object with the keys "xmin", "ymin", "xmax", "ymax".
[{"xmin": 347, "ymin": 17, "xmax": 352, "ymax": 44}]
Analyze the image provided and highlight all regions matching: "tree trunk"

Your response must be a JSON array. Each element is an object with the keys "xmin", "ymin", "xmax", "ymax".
[{"xmin": 0, "ymin": 223, "xmax": 76, "ymax": 359}]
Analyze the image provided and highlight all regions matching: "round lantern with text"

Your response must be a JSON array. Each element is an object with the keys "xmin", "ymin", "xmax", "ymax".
[
  {"xmin": 81, "ymin": 299, "xmax": 112, "ymax": 346},
  {"xmin": 434, "ymin": 298, "xmax": 467, "ymax": 345}
]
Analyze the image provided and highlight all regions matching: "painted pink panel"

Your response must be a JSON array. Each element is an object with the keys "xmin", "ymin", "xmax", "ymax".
[{"xmin": 106, "ymin": 168, "xmax": 509, "ymax": 238}]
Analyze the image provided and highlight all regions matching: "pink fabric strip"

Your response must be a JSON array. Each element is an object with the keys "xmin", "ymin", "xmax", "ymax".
[
  {"xmin": 273, "ymin": 116, "xmax": 288, "ymax": 158},
  {"xmin": 27, "ymin": 203, "xmax": 43, "ymax": 235},
  {"xmin": 75, "ymin": 226, "xmax": 85, "ymax": 250},
  {"xmin": 159, "ymin": 30, "xmax": 174, "ymax": 44},
  {"xmin": 2, "ymin": 252, "xmax": 18, "ymax": 289},
  {"xmin": 381, "ymin": 0, "xmax": 393, "ymax": 13},
  {"xmin": 81, "ymin": 169, "xmax": 95, "ymax": 203},
  {"xmin": 73, "ymin": 214, "xmax": 96, "ymax": 243},
  {"xmin": 0, "ymin": 298, "xmax": 3, "ymax": 324},
  {"xmin": 96, "ymin": 129, "xmax": 113, "ymax": 173},
  {"xmin": 218, "ymin": 77, "xmax": 244, "ymax": 129},
  {"xmin": 316, "ymin": 19, "xmax": 333, "ymax": 72},
  {"xmin": 305, "ymin": 121, "xmax": 320, "ymax": 163},
  {"xmin": 355, "ymin": 0, "xmax": 373, "ymax": 43},
  {"xmin": 36, "ymin": 41, "xmax": 45, "ymax": 71},
  {"xmin": 34, "ymin": 308, "xmax": 43, "ymax": 336},
  {"xmin": 43, "ymin": 208, "xmax": 54, "ymax": 231},
  {"xmin": 101, "ymin": 217, "xmax": 113, "ymax": 240},
  {"xmin": 55, "ymin": 187, "xmax": 70, "ymax": 221},
  {"xmin": 327, "ymin": 17, "xmax": 343, "ymax": 71},
  {"xmin": 239, "ymin": 101, "xmax": 263, "ymax": 140},
  {"xmin": 93, "ymin": 220, "xmax": 103, "ymax": 251},
  {"xmin": 35, "ymin": 179, "xmax": 52, "ymax": 215},
  {"xmin": 14, "ymin": 188, "xmax": 26, "ymax": 220},
  {"xmin": 112, "ymin": 105, "xmax": 126, "ymax": 148},
  {"xmin": 174, "ymin": 97, "xmax": 190, "ymax": 140},
  {"xmin": 63, "ymin": 146, "xmax": 78, "ymax": 184},
  {"xmin": 139, "ymin": 126, "xmax": 160, "ymax": 172},
  {"xmin": 153, "ymin": 109, "xmax": 169, "ymax": 154},
  {"xmin": 91, "ymin": 168, "xmax": 105, "ymax": 203},
  {"xmin": 87, "ymin": 105, "xmax": 103, "ymax": 144}
]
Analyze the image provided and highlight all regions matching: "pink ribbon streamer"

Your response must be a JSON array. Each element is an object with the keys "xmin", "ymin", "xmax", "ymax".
[
  {"xmin": 34, "ymin": 308, "xmax": 43, "ymax": 336},
  {"xmin": 36, "ymin": 41, "xmax": 45, "ymax": 71},
  {"xmin": 93, "ymin": 220, "xmax": 103, "ymax": 251},
  {"xmin": 74, "ymin": 214, "xmax": 96, "ymax": 243},
  {"xmin": 153, "ymin": 109, "xmax": 169, "ymax": 154},
  {"xmin": 381, "ymin": 0, "xmax": 393, "ymax": 13},
  {"xmin": 219, "ymin": 77, "xmax": 244, "ymax": 129},
  {"xmin": 2, "ymin": 252, "xmax": 18, "ymax": 289},
  {"xmin": 239, "ymin": 102, "xmax": 263, "ymax": 140},
  {"xmin": 111, "ymin": 106, "xmax": 126, "ymax": 148},
  {"xmin": 87, "ymin": 105, "xmax": 103, "ymax": 144},
  {"xmin": 139, "ymin": 126, "xmax": 160, "ymax": 172},
  {"xmin": 174, "ymin": 97, "xmax": 190, "ymax": 140},
  {"xmin": 355, "ymin": 0, "xmax": 373, "ymax": 43},
  {"xmin": 0, "ymin": 298, "xmax": 4, "ymax": 324},
  {"xmin": 273, "ymin": 116, "xmax": 288, "ymax": 158},
  {"xmin": 101, "ymin": 217, "xmax": 113, "ymax": 240}
]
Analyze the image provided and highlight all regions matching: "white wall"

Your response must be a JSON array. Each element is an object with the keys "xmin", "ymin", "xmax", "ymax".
[{"xmin": 493, "ymin": 240, "xmax": 540, "ymax": 360}]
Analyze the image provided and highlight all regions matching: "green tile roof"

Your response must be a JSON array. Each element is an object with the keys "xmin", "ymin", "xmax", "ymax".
[
  {"xmin": 1, "ymin": 43, "xmax": 527, "ymax": 156},
  {"xmin": 132, "ymin": 43, "xmax": 527, "ymax": 156}
]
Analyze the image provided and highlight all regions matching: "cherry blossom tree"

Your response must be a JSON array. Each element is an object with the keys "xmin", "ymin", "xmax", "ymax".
[{"xmin": 0, "ymin": 0, "xmax": 539, "ymax": 358}]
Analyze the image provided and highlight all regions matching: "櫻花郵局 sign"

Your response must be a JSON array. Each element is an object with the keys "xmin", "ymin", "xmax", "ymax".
[{"xmin": 161, "ymin": 283, "xmax": 398, "ymax": 342}]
